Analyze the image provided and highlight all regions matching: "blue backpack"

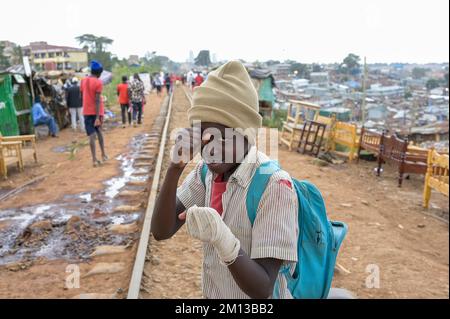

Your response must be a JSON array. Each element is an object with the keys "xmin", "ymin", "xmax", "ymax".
[{"xmin": 200, "ymin": 160, "xmax": 348, "ymax": 299}]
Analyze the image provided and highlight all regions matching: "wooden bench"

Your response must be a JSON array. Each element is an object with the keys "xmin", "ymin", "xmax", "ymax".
[
  {"xmin": 0, "ymin": 141, "xmax": 23, "ymax": 179},
  {"xmin": 0, "ymin": 133, "xmax": 37, "ymax": 163},
  {"xmin": 377, "ymin": 134, "xmax": 428, "ymax": 187},
  {"xmin": 328, "ymin": 121, "xmax": 359, "ymax": 162},
  {"xmin": 423, "ymin": 149, "xmax": 449, "ymax": 208}
]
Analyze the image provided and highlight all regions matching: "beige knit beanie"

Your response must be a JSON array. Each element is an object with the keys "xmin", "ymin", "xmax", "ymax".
[{"xmin": 188, "ymin": 61, "xmax": 262, "ymax": 144}]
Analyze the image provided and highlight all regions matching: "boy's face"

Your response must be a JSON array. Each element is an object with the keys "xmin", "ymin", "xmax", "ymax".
[{"xmin": 199, "ymin": 122, "xmax": 249, "ymax": 175}]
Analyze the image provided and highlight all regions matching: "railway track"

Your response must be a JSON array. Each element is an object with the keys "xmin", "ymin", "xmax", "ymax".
[
  {"xmin": 127, "ymin": 87, "xmax": 197, "ymax": 299},
  {"xmin": 126, "ymin": 90, "xmax": 175, "ymax": 299}
]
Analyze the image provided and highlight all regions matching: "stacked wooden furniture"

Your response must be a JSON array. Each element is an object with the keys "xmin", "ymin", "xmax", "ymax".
[
  {"xmin": 297, "ymin": 120, "xmax": 327, "ymax": 157},
  {"xmin": 357, "ymin": 127, "xmax": 384, "ymax": 161},
  {"xmin": 423, "ymin": 149, "xmax": 449, "ymax": 208},
  {"xmin": 328, "ymin": 121, "xmax": 359, "ymax": 162},
  {"xmin": 376, "ymin": 134, "xmax": 428, "ymax": 187},
  {"xmin": 357, "ymin": 128, "xmax": 429, "ymax": 187},
  {"xmin": 280, "ymin": 100, "xmax": 321, "ymax": 151}
]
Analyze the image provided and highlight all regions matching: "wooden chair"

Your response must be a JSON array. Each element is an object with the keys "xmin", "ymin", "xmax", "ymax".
[
  {"xmin": 0, "ymin": 133, "xmax": 38, "ymax": 163},
  {"xmin": 329, "ymin": 121, "xmax": 359, "ymax": 162},
  {"xmin": 357, "ymin": 127, "xmax": 383, "ymax": 162},
  {"xmin": 0, "ymin": 141, "xmax": 23, "ymax": 179},
  {"xmin": 280, "ymin": 100, "xmax": 320, "ymax": 151},
  {"xmin": 377, "ymin": 134, "xmax": 428, "ymax": 187},
  {"xmin": 423, "ymin": 149, "xmax": 449, "ymax": 208},
  {"xmin": 297, "ymin": 120, "xmax": 327, "ymax": 157}
]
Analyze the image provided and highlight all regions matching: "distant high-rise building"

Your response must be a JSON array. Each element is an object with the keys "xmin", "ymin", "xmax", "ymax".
[
  {"xmin": 212, "ymin": 53, "xmax": 217, "ymax": 64},
  {"xmin": 189, "ymin": 50, "xmax": 194, "ymax": 63}
]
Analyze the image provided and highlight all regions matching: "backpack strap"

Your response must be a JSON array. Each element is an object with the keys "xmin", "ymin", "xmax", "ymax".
[
  {"xmin": 200, "ymin": 162, "xmax": 208, "ymax": 186},
  {"xmin": 246, "ymin": 160, "xmax": 280, "ymax": 226}
]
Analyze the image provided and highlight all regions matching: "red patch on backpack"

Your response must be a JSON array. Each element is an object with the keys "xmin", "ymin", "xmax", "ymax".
[{"xmin": 278, "ymin": 179, "xmax": 292, "ymax": 189}]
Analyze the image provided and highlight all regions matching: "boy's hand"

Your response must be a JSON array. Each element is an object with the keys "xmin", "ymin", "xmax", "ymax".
[
  {"xmin": 170, "ymin": 127, "xmax": 202, "ymax": 169},
  {"xmin": 181, "ymin": 206, "xmax": 240, "ymax": 264}
]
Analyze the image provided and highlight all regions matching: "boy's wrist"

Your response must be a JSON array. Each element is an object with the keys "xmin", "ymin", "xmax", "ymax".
[{"xmin": 168, "ymin": 163, "xmax": 185, "ymax": 175}]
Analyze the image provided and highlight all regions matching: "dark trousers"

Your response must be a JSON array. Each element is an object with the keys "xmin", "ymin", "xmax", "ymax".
[
  {"xmin": 132, "ymin": 102, "xmax": 142, "ymax": 124},
  {"xmin": 121, "ymin": 104, "xmax": 131, "ymax": 125},
  {"xmin": 34, "ymin": 116, "xmax": 58, "ymax": 135}
]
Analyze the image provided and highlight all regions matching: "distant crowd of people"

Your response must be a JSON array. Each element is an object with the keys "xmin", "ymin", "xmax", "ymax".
[
  {"xmin": 32, "ymin": 60, "xmax": 109, "ymax": 167},
  {"xmin": 183, "ymin": 70, "xmax": 207, "ymax": 92},
  {"xmin": 30, "ymin": 65, "xmax": 210, "ymax": 168}
]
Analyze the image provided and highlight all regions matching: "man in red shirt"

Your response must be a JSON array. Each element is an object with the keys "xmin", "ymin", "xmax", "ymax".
[
  {"xmin": 195, "ymin": 73, "xmax": 204, "ymax": 87},
  {"xmin": 117, "ymin": 75, "xmax": 131, "ymax": 128},
  {"xmin": 81, "ymin": 60, "xmax": 108, "ymax": 167}
]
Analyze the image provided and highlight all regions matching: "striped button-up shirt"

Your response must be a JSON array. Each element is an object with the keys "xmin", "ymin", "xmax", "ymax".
[{"xmin": 177, "ymin": 147, "xmax": 299, "ymax": 299}]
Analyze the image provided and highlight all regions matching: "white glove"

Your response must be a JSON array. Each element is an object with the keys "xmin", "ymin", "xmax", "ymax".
[{"xmin": 186, "ymin": 206, "xmax": 241, "ymax": 264}]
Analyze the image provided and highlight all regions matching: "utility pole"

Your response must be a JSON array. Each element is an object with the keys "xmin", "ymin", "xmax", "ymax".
[{"xmin": 361, "ymin": 56, "xmax": 368, "ymax": 126}]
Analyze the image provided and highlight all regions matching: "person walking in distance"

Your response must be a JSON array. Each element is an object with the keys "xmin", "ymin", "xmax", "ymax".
[
  {"xmin": 129, "ymin": 73, "xmax": 145, "ymax": 127},
  {"xmin": 195, "ymin": 72, "xmax": 204, "ymax": 88},
  {"xmin": 66, "ymin": 77, "xmax": 84, "ymax": 132},
  {"xmin": 81, "ymin": 60, "xmax": 109, "ymax": 167},
  {"xmin": 154, "ymin": 73, "xmax": 162, "ymax": 97},
  {"xmin": 117, "ymin": 75, "xmax": 131, "ymax": 128},
  {"xmin": 165, "ymin": 73, "xmax": 172, "ymax": 95}
]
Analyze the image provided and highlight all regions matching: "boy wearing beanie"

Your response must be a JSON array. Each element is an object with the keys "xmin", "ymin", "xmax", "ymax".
[{"xmin": 152, "ymin": 61, "xmax": 298, "ymax": 299}]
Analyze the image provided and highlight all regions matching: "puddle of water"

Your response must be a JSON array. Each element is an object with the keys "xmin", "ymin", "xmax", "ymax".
[
  {"xmin": 0, "ymin": 134, "xmax": 151, "ymax": 265},
  {"xmin": 79, "ymin": 193, "xmax": 92, "ymax": 203},
  {"xmin": 52, "ymin": 146, "xmax": 69, "ymax": 153}
]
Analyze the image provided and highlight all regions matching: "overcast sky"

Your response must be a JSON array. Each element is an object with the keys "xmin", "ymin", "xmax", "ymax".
[{"xmin": 1, "ymin": 0, "xmax": 449, "ymax": 64}]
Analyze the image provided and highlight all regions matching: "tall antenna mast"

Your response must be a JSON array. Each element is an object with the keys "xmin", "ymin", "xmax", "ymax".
[{"xmin": 361, "ymin": 56, "xmax": 368, "ymax": 125}]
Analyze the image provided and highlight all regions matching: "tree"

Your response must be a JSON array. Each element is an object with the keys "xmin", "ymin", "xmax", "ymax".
[
  {"xmin": 75, "ymin": 34, "xmax": 114, "ymax": 70},
  {"xmin": 0, "ymin": 43, "xmax": 10, "ymax": 70},
  {"xmin": 195, "ymin": 50, "xmax": 211, "ymax": 66},
  {"xmin": 340, "ymin": 53, "xmax": 361, "ymax": 75},
  {"xmin": 76, "ymin": 34, "xmax": 113, "ymax": 53},
  {"xmin": 312, "ymin": 64, "xmax": 322, "ymax": 72},
  {"xmin": 426, "ymin": 78, "xmax": 440, "ymax": 91},
  {"xmin": 412, "ymin": 67, "xmax": 428, "ymax": 79},
  {"xmin": 343, "ymin": 54, "xmax": 360, "ymax": 69},
  {"xmin": 10, "ymin": 46, "xmax": 23, "ymax": 65},
  {"xmin": 290, "ymin": 63, "xmax": 310, "ymax": 79}
]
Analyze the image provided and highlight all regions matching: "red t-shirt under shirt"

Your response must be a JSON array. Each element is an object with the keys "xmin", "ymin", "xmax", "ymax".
[
  {"xmin": 117, "ymin": 83, "xmax": 129, "ymax": 105},
  {"xmin": 195, "ymin": 75, "xmax": 204, "ymax": 87},
  {"xmin": 210, "ymin": 174, "xmax": 227, "ymax": 216},
  {"xmin": 81, "ymin": 76, "xmax": 105, "ymax": 116}
]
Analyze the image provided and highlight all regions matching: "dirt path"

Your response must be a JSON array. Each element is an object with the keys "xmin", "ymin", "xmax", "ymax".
[
  {"xmin": 0, "ymin": 92, "xmax": 166, "ymax": 298},
  {"xmin": 141, "ymin": 87, "xmax": 203, "ymax": 299},
  {"xmin": 142, "ymin": 86, "xmax": 449, "ymax": 299},
  {"xmin": 281, "ymin": 150, "xmax": 448, "ymax": 298},
  {"xmin": 0, "ymin": 93, "xmax": 165, "ymax": 209}
]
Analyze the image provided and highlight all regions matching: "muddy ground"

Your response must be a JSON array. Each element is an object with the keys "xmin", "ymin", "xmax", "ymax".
[{"xmin": 0, "ymin": 91, "xmax": 166, "ymax": 298}]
